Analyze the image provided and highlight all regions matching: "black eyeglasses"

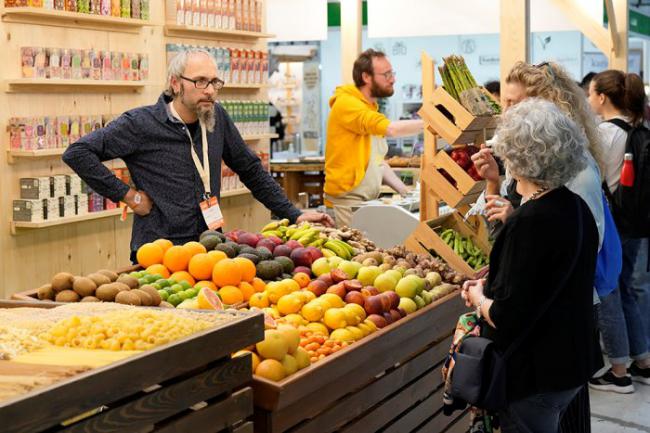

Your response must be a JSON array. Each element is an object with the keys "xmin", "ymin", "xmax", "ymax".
[
  {"xmin": 180, "ymin": 75, "xmax": 225, "ymax": 90},
  {"xmin": 374, "ymin": 70, "xmax": 396, "ymax": 80}
]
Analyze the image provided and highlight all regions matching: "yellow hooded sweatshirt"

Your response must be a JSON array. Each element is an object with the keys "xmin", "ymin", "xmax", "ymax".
[{"xmin": 324, "ymin": 84, "xmax": 390, "ymax": 198}]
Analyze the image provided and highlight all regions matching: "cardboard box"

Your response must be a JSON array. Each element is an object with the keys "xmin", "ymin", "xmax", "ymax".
[
  {"xmin": 13, "ymin": 199, "xmax": 44, "ymax": 223},
  {"xmin": 52, "ymin": 175, "xmax": 67, "ymax": 197},
  {"xmin": 46, "ymin": 197, "xmax": 61, "ymax": 220},
  {"xmin": 19, "ymin": 177, "xmax": 52, "ymax": 200},
  {"xmin": 75, "ymin": 195, "xmax": 88, "ymax": 216}
]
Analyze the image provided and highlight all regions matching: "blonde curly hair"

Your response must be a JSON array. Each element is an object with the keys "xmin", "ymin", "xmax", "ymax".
[{"xmin": 505, "ymin": 61, "xmax": 605, "ymax": 177}]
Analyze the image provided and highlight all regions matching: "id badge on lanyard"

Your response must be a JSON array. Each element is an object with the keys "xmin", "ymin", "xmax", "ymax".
[{"xmin": 169, "ymin": 102, "xmax": 225, "ymax": 229}]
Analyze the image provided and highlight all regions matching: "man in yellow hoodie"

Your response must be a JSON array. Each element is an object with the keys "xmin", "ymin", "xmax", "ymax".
[{"xmin": 324, "ymin": 49, "xmax": 424, "ymax": 227}]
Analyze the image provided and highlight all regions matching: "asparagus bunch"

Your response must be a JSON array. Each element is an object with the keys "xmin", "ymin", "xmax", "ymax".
[{"xmin": 438, "ymin": 55, "xmax": 501, "ymax": 115}]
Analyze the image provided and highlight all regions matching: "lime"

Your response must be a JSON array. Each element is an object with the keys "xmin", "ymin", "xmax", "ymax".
[
  {"xmin": 178, "ymin": 291, "xmax": 191, "ymax": 301},
  {"xmin": 179, "ymin": 281, "xmax": 192, "ymax": 290},
  {"xmin": 150, "ymin": 283, "xmax": 161, "ymax": 290},
  {"xmin": 131, "ymin": 271, "xmax": 144, "ymax": 278},
  {"xmin": 146, "ymin": 274, "xmax": 159, "ymax": 283},
  {"xmin": 167, "ymin": 294, "xmax": 181, "ymax": 306},
  {"xmin": 138, "ymin": 278, "xmax": 148, "ymax": 286},
  {"xmin": 187, "ymin": 288, "xmax": 199, "ymax": 298},
  {"xmin": 157, "ymin": 279, "xmax": 171, "ymax": 288},
  {"xmin": 159, "ymin": 291, "xmax": 169, "ymax": 301},
  {"xmin": 170, "ymin": 284, "xmax": 184, "ymax": 294}
]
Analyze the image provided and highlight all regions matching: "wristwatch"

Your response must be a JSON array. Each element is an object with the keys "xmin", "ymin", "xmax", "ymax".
[
  {"xmin": 133, "ymin": 192, "xmax": 142, "ymax": 206},
  {"xmin": 475, "ymin": 295, "xmax": 487, "ymax": 319}
]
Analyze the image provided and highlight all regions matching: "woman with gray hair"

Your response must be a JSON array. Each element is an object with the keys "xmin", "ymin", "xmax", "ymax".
[{"xmin": 461, "ymin": 99, "xmax": 600, "ymax": 433}]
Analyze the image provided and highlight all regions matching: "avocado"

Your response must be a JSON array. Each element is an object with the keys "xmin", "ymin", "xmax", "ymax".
[
  {"xmin": 214, "ymin": 243, "xmax": 237, "ymax": 258},
  {"xmin": 255, "ymin": 246, "xmax": 273, "ymax": 261},
  {"xmin": 255, "ymin": 260, "xmax": 283, "ymax": 281},
  {"xmin": 200, "ymin": 235, "xmax": 222, "ymax": 250},
  {"xmin": 238, "ymin": 253, "xmax": 260, "ymax": 264},
  {"xmin": 274, "ymin": 256, "xmax": 295, "ymax": 274}
]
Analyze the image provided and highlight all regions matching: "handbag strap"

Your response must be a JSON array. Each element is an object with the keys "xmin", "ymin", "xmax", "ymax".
[{"xmin": 501, "ymin": 194, "xmax": 584, "ymax": 360}]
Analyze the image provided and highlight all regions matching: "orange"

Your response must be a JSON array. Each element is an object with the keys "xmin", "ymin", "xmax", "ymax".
[
  {"xmin": 183, "ymin": 241, "xmax": 207, "ymax": 257},
  {"xmin": 153, "ymin": 238, "xmax": 173, "ymax": 253},
  {"xmin": 212, "ymin": 258, "xmax": 242, "ymax": 288},
  {"xmin": 233, "ymin": 349, "xmax": 260, "ymax": 371},
  {"xmin": 163, "ymin": 246, "xmax": 191, "ymax": 272},
  {"xmin": 169, "ymin": 271, "xmax": 196, "ymax": 286},
  {"xmin": 233, "ymin": 257, "xmax": 256, "ymax": 282},
  {"xmin": 145, "ymin": 263, "xmax": 170, "ymax": 279},
  {"xmin": 293, "ymin": 272, "xmax": 310, "ymax": 288},
  {"xmin": 219, "ymin": 285, "xmax": 245, "ymax": 305},
  {"xmin": 195, "ymin": 280, "xmax": 218, "ymax": 291},
  {"xmin": 136, "ymin": 243, "xmax": 164, "ymax": 268},
  {"xmin": 251, "ymin": 277, "xmax": 266, "ymax": 293},
  {"xmin": 207, "ymin": 250, "xmax": 228, "ymax": 263},
  {"xmin": 282, "ymin": 278, "xmax": 301, "ymax": 294},
  {"xmin": 239, "ymin": 281, "xmax": 255, "ymax": 301},
  {"xmin": 255, "ymin": 359, "xmax": 286, "ymax": 381},
  {"xmin": 249, "ymin": 292, "xmax": 270, "ymax": 308},
  {"xmin": 197, "ymin": 287, "xmax": 224, "ymax": 310},
  {"xmin": 188, "ymin": 253, "xmax": 217, "ymax": 280}
]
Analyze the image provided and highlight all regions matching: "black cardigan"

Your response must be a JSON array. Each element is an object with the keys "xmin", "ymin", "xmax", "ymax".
[{"xmin": 483, "ymin": 186, "xmax": 600, "ymax": 401}]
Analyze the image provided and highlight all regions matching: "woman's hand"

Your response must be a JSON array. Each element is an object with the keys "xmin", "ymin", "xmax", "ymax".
[
  {"xmin": 485, "ymin": 195, "xmax": 514, "ymax": 224},
  {"xmin": 471, "ymin": 146, "xmax": 499, "ymax": 183},
  {"xmin": 461, "ymin": 279, "xmax": 486, "ymax": 308}
]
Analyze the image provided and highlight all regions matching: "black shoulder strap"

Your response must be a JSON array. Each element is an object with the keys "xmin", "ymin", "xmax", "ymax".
[
  {"xmin": 503, "ymin": 195, "xmax": 584, "ymax": 359},
  {"xmin": 607, "ymin": 118, "xmax": 632, "ymax": 132}
]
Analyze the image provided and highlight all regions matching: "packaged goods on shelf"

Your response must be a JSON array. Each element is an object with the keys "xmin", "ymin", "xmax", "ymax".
[
  {"xmin": 221, "ymin": 100, "xmax": 269, "ymax": 135},
  {"xmin": 4, "ymin": 0, "xmax": 149, "ymax": 19},
  {"xmin": 173, "ymin": 0, "xmax": 262, "ymax": 32},
  {"xmin": 9, "ymin": 114, "xmax": 114, "ymax": 151},
  {"xmin": 21, "ymin": 47, "xmax": 148, "ymax": 81}
]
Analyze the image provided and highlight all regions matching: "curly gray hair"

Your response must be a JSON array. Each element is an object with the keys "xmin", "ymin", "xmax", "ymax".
[
  {"xmin": 164, "ymin": 49, "xmax": 217, "ymax": 97},
  {"xmin": 492, "ymin": 98, "xmax": 588, "ymax": 189}
]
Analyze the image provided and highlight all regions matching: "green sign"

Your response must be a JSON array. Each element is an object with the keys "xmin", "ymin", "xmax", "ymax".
[
  {"xmin": 327, "ymin": 1, "xmax": 368, "ymax": 27},
  {"xmin": 605, "ymin": 7, "xmax": 650, "ymax": 37}
]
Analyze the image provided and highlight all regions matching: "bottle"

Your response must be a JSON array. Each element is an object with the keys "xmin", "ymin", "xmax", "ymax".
[{"xmin": 620, "ymin": 153, "xmax": 635, "ymax": 187}]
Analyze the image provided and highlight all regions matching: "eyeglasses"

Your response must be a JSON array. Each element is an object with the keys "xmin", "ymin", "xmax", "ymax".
[
  {"xmin": 180, "ymin": 75, "xmax": 225, "ymax": 90},
  {"xmin": 374, "ymin": 70, "xmax": 396, "ymax": 80}
]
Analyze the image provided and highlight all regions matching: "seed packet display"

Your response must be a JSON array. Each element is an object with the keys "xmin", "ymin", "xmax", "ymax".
[
  {"xmin": 34, "ymin": 117, "xmax": 46, "ymax": 150},
  {"xmin": 56, "ymin": 116, "xmax": 70, "ymax": 148},
  {"xmin": 21, "ymin": 47, "xmax": 35, "ymax": 78},
  {"xmin": 60, "ymin": 49, "xmax": 72, "ymax": 79},
  {"xmin": 48, "ymin": 48, "xmax": 61, "ymax": 79},
  {"xmin": 111, "ymin": 51, "xmax": 121, "ymax": 79},
  {"xmin": 100, "ymin": 0, "xmax": 111, "ymax": 15},
  {"xmin": 69, "ymin": 116, "xmax": 81, "ymax": 143},
  {"xmin": 81, "ymin": 49, "xmax": 92, "ymax": 79},
  {"xmin": 77, "ymin": 0, "xmax": 90, "ymax": 13},
  {"xmin": 111, "ymin": 0, "xmax": 120, "ymax": 15},
  {"xmin": 120, "ymin": 0, "xmax": 130, "ymax": 18},
  {"xmin": 140, "ymin": 0, "xmax": 149, "ymax": 19},
  {"xmin": 71, "ymin": 49, "xmax": 82, "ymax": 79},
  {"xmin": 34, "ymin": 48, "xmax": 48, "ymax": 78},
  {"xmin": 120, "ymin": 52, "xmax": 130, "ymax": 80},
  {"xmin": 90, "ymin": 0, "xmax": 102, "ymax": 14},
  {"xmin": 54, "ymin": 0, "xmax": 66, "ymax": 9},
  {"xmin": 66, "ymin": 0, "xmax": 77, "ymax": 11}
]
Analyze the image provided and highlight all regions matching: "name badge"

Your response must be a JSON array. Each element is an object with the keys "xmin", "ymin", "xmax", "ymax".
[{"xmin": 200, "ymin": 196, "xmax": 224, "ymax": 230}]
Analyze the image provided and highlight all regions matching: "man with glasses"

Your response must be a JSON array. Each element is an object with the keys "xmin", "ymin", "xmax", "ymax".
[
  {"xmin": 64, "ymin": 49, "xmax": 332, "ymax": 262},
  {"xmin": 324, "ymin": 49, "xmax": 423, "ymax": 227}
]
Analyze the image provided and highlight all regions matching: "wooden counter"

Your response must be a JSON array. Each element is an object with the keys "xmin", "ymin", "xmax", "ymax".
[{"xmin": 271, "ymin": 161, "xmax": 325, "ymax": 208}]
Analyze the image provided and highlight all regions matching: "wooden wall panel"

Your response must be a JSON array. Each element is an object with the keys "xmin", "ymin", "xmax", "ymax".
[{"xmin": 0, "ymin": 3, "xmax": 270, "ymax": 299}]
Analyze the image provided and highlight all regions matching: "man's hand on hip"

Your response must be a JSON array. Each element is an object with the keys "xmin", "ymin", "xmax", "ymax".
[
  {"xmin": 124, "ymin": 188, "xmax": 153, "ymax": 216},
  {"xmin": 296, "ymin": 211, "xmax": 335, "ymax": 228}
]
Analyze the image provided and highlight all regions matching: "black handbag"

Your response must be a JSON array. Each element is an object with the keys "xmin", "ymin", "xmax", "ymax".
[{"xmin": 449, "ymin": 195, "xmax": 584, "ymax": 411}]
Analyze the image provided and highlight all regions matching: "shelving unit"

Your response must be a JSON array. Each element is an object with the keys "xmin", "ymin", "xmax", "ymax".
[
  {"xmin": 4, "ymin": 79, "xmax": 147, "ymax": 93},
  {"xmin": 224, "ymin": 83, "xmax": 269, "ymax": 90},
  {"xmin": 221, "ymin": 187, "xmax": 252, "ymax": 198},
  {"xmin": 1, "ymin": 7, "xmax": 150, "ymax": 33},
  {"xmin": 164, "ymin": 23, "xmax": 274, "ymax": 41},
  {"xmin": 10, "ymin": 208, "xmax": 131, "ymax": 235}
]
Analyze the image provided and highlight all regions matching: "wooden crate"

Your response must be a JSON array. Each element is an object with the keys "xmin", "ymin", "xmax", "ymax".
[
  {"xmin": 406, "ymin": 212, "xmax": 491, "ymax": 278},
  {"xmin": 0, "ymin": 301, "xmax": 264, "ymax": 433},
  {"xmin": 418, "ymin": 87, "xmax": 497, "ymax": 146},
  {"xmin": 251, "ymin": 293, "xmax": 469, "ymax": 433}
]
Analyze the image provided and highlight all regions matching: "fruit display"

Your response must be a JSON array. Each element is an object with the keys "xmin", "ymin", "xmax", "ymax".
[
  {"xmin": 436, "ymin": 228, "xmax": 489, "ymax": 270},
  {"xmin": 438, "ymin": 54, "xmax": 501, "ymax": 115}
]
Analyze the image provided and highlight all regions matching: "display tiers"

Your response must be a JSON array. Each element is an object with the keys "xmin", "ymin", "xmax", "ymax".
[
  {"xmin": 0, "ymin": 301, "xmax": 263, "ymax": 433},
  {"xmin": 251, "ymin": 292, "xmax": 469, "ymax": 433}
]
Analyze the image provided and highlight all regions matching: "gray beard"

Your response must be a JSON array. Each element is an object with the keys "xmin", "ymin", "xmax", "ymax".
[{"xmin": 197, "ymin": 106, "xmax": 215, "ymax": 132}]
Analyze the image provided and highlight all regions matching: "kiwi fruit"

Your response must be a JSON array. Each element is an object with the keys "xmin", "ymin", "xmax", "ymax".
[
  {"xmin": 116, "ymin": 275, "xmax": 139, "ymax": 290},
  {"xmin": 80, "ymin": 296, "xmax": 100, "ymax": 302},
  {"xmin": 97, "ymin": 269, "xmax": 119, "ymax": 282},
  {"xmin": 51, "ymin": 272, "xmax": 74, "ymax": 293},
  {"xmin": 55, "ymin": 290, "xmax": 80, "ymax": 303},
  {"xmin": 87, "ymin": 273, "xmax": 111, "ymax": 287},
  {"xmin": 37, "ymin": 284, "xmax": 54, "ymax": 300},
  {"xmin": 115, "ymin": 291, "xmax": 141, "ymax": 306},
  {"xmin": 158, "ymin": 301, "xmax": 174, "ymax": 308},
  {"xmin": 95, "ymin": 284, "xmax": 120, "ymax": 301},
  {"xmin": 139, "ymin": 285, "xmax": 162, "ymax": 306},
  {"xmin": 72, "ymin": 277, "xmax": 97, "ymax": 297},
  {"xmin": 131, "ymin": 289, "xmax": 153, "ymax": 306}
]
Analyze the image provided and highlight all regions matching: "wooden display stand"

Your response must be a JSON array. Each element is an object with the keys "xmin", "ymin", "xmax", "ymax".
[
  {"xmin": 0, "ymin": 300, "xmax": 263, "ymax": 433},
  {"xmin": 251, "ymin": 293, "xmax": 469, "ymax": 433},
  {"xmin": 270, "ymin": 161, "xmax": 325, "ymax": 208},
  {"xmin": 0, "ymin": 3, "xmax": 273, "ymax": 300}
]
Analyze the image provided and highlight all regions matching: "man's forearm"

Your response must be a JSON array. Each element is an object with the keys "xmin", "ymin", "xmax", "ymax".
[
  {"xmin": 385, "ymin": 119, "xmax": 424, "ymax": 137},
  {"xmin": 381, "ymin": 163, "xmax": 409, "ymax": 196}
]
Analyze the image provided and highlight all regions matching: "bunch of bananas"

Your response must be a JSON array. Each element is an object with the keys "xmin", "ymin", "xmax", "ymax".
[
  {"xmin": 322, "ymin": 239, "xmax": 355, "ymax": 260},
  {"xmin": 260, "ymin": 220, "xmax": 326, "ymax": 247}
]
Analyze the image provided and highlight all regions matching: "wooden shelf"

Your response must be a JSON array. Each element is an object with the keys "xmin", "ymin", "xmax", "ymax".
[
  {"xmin": 11, "ymin": 207, "xmax": 130, "ymax": 235},
  {"xmin": 5, "ymin": 79, "xmax": 147, "ymax": 93},
  {"xmin": 1, "ymin": 7, "xmax": 150, "ymax": 33},
  {"xmin": 7, "ymin": 148, "xmax": 65, "ymax": 163},
  {"xmin": 223, "ymin": 83, "xmax": 268, "ymax": 90},
  {"xmin": 221, "ymin": 188, "xmax": 251, "ymax": 198},
  {"xmin": 164, "ymin": 23, "xmax": 274, "ymax": 41},
  {"xmin": 241, "ymin": 133, "xmax": 278, "ymax": 141}
]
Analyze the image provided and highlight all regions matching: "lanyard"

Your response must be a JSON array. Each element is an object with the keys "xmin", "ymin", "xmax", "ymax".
[{"xmin": 168, "ymin": 102, "xmax": 211, "ymax": 198}]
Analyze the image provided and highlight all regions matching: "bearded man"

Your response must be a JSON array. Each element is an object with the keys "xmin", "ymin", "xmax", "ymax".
[
  {"xmin": 64, "ymin": 49, "xmax": 332, "ymax": 261},
  {"xmin": 324, "ymin": 49, "xmax": 423, "ymax": 227}
]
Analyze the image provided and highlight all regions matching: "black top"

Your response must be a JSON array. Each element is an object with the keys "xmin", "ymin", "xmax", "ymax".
[
  {"xmin": 483, "ymin": 187, "xmax": 600, "ymax": 400},
  {"xmin": 63, "ymin": 93, "xmax": 302, "ymax": 253}
]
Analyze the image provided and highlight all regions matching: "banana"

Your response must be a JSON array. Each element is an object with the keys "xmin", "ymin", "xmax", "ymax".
[
  {"xmin": 290, "ymin": 225, "xmax": 314, "ymax": 240},
  {"xmin": 297, "ymin": 229, "xmax": 319, "ymax": 245},
  {"xmin": 308, "ymin": 239, "xmax": 325, "ymax": 247},
  {"xmin": 262, "ymin": 230, "xmax": 282, "ymax": 238},
  {"xmin": 331, "ymin": 239, "xmax": 354, "ymax": 257},
  {"xmin": 321, "ymin": 248, "xmax": 337, "ymax": 258},
  {"xmin": 260, "ymin": 220, "xmax": 281, "ymax": 232},
  {"xmin": 324, "ymin": 240, "xmax": 351, "ymax": 260},
  {"xmin": 278, "ymin": 218, "xmax": 290, "ymax": 227}
]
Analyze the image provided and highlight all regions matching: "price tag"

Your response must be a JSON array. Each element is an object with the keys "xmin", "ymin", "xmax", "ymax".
[{"xmin": 200, "ymin": 196, "xmax": 225, "ymax": 230}]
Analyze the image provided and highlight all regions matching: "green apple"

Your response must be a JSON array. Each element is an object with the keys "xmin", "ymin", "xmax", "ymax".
[
  {"xmin": 404, "ymin": 274, "xmax": 426, "ymax": 294},
  {"xmin": 357, "ymin": 266, "xmax": 382, "ymax": 286},
  {"xmin": 395, "ymin": 277, "xmax": 418, "ymax": 298},
  {"xmin": 414, "ymin": 295, "xmax": 426, "ymax": 309},
  {"xmin": 422, "ymin": 290, "xmax": 433, "ymax": 305},
  {"xmin": 328, "ymin": 256, "xmax": 344, "ymax": 268},
  {"xmin": 392, "ymin": 266, "xmax": 407, "ymax": 276},
  {"xmin": 338, "ymin": 260, "xmax": 361, "ymax": 279},
  {"xmin": 384, "ymin": 269, "xmax": 402, "ymax": 282},
  {"xmin": 374, "ymin": 273, "xmax": 398, "ymax": 292},
  {"xmin": 311, "ymin": 257, "xmax": 331, "ymax": 277},
  {"xmin": 399, "ymin": 297, "xmax": 417, "ymax": 314}
]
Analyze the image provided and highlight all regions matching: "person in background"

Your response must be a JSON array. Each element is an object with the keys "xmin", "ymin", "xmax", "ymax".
[
  {"xmin": 462, "ymin": 99, "xmax": 599, "ymax": 433},
  {"xmin": 63, "ymin": 49, "xmax": 333, "ymax": 262},
  {"xmin": 484, "ymin": 80, "xmax": 500, "ymax": 102},
  {"xmin": 580, "ymin": 71, "xmax": 597, "ymax": 96},
  {"xmin": 269, "ymin": 101, "xmax": 285, "ymax": 154},
  {"xmin": 587, "ymin": 70, "xmax": 650, "ymax": 393},
  {"xmin": 324, "ymin": 49, "xmax": 423, "ymax": 227}
]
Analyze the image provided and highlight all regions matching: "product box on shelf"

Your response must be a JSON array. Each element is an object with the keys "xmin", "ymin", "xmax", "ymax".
[
  {"xmin": 75, "ymin": 194, "xmax": 89, "ymax": 216},
  {"xmin": 52, "ymin": 175, "xmax": 67, "ymax": 197},
  {"xmin": 19, "ymin": 177, "xmax": 52, "ymax": 200},
  {"xmin": 46, "ymin": 197, "xmax": 62, "ymax": 220},
  {"xmin": 62, "ymin": 196, "xmax": 76, "ymax": 218},
  {"xmin": 12, "ymin": 200, "xmax": 45, "ymax": 223}
]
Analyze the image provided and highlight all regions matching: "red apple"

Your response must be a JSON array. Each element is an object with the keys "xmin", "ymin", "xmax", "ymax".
[
  {"xmin": 306, "ymin": 246, "xmax": 323, "ymax": 261},
  {"xmin": 384, "ymin": 291, "xmax": 400, "ymax": 310},
  {"xmin": 379, "ymin": 293, "xmax": 392, "ymax": 312},
  {"xmin": 344, "ymin": 291, "xmax": 365, "ymax": 306},
  {"xmin": 273, "ymin": 244, "xmax": 292, "ymax": 257},
  {"xmin": 330, "ymin": 268, "xmax": 348, "ymax": 283},
  {"xmin": 290, "ymin": 248, "xmax": 314, "ymax": 268},
  {"xmin": 285, "ymin": 240, "xmax": 302, "ymax": 250},
  {"xmin": 256, "ymin": 238, "xmax": 276, "ymax": 252},
  {"xmin": 268, "ymin": 236, "xmax": 284, "ymax": 246},
  {"xmin": 293, "ymin": 266, "xmax": 312, "ymax": 277},
  {"xmin": 364, "ymin": 295, "xmax": 384, "ymax": 315},
  {"xmin": 327, "ymin": 283, "xmax": 347, "ymax": 299},
  {"xmin": 367, "ymin": 314, "xmax": 388, "ymax": 329}
]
